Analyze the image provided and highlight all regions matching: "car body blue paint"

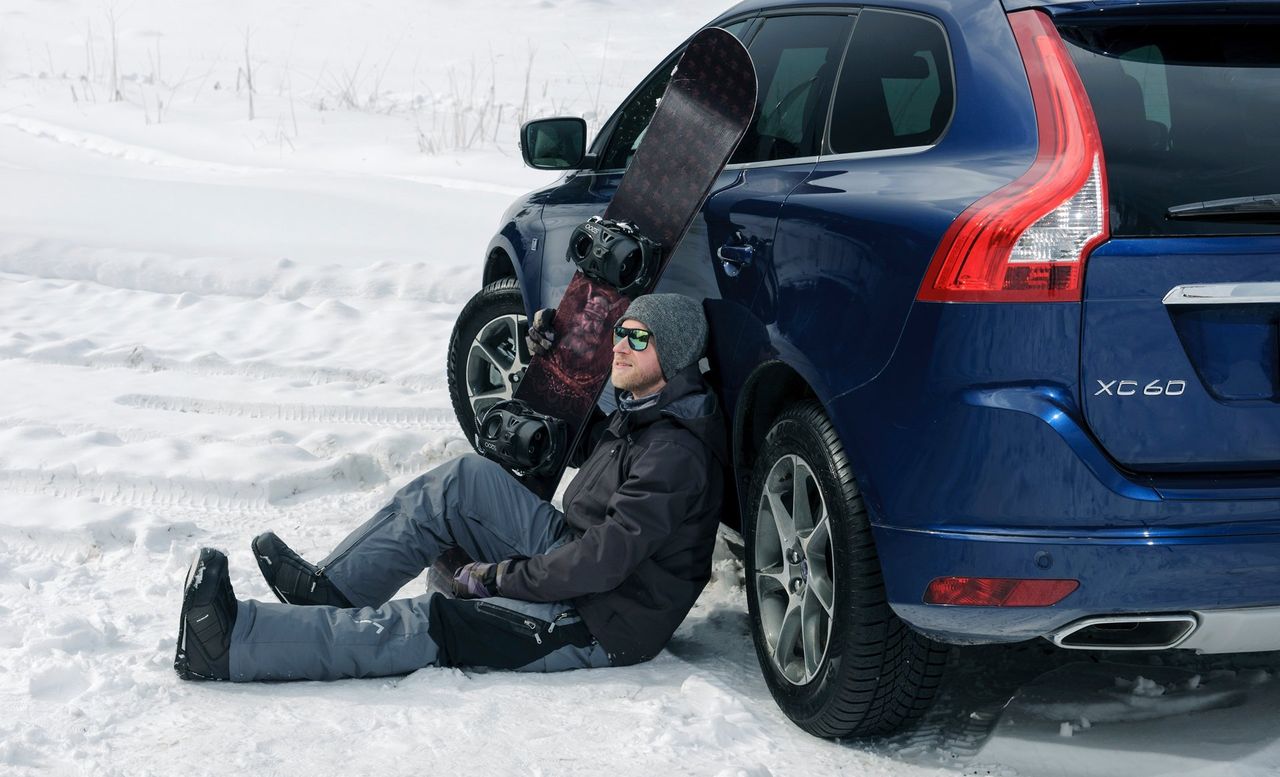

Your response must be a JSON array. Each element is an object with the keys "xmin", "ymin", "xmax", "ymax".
[
  {"xmin": 1082, "ymin": 236, "xmax": 1280, "ymax": 471},
  {"xmin": 485, "ymin": 190, "xmax": 550, "ymax": 305},
  {"xmin": 479, "ymin": 0, "xmax": 1280, "ymax": 646}
]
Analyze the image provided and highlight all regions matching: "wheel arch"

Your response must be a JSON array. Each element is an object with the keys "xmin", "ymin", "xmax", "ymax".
[
  {"xmin": 731, "ymin": 360, "xmax": 819, "ymax": 529},
  {"xmin": 482, "ymin": 246, "xmax": 518, "ymax": 287}
]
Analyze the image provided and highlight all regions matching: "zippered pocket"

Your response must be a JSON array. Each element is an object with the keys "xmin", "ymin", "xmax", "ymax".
[
  {"xmin": 565, "ymin": 442, "xmax": 614, "ymax": 512},
  {"xmin": 476, "ymin": 601, "xmax": 545, "ymax": 645},
  {"xmin": 548, "ymin": 610, "xmax": 580, "ymax": 632},
  {"xmin": 563, "ymin": 442, "xmax": 620, "ymax": 506},
  {"xmin": 315, "ymin": 508, "xmax": 398, "ymax": 577}
]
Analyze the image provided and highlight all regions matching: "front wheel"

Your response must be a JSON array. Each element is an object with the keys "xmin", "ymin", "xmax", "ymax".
[
  {"xmin": 446, "ymin": 278, "xmax": 529, "ymax": 446},
  {"xmin": 744, "ymin": 400, "xmax": 947, "ymax": 738}
]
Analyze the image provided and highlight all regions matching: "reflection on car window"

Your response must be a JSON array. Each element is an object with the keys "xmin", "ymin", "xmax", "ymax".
[
  {"xmin": 828, "ymin": 10, "xmax": 954, "ymax": 154},
  {"xmin": 600, "ymin": 19, "xmax": 753, "ymax": 171},
  {"xmin": 758, "ymin": 47, "xmax": 831, "ymax": 148},
  {"xmin": 600, "ymin": 69, "xmax": 673, "ymax": 170},
  {"xmin": 1061, "ymin": 22, "xmax": 1280, "ymax": 236},
  {"xmin": 732, "ymin": 14, "xmax": 854, "ymax": 164}
]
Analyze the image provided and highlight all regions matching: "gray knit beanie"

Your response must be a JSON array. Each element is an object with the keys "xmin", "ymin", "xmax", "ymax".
[{"xmin": 616, "ymin": 293, "xmax": 708, "ymax": 379}]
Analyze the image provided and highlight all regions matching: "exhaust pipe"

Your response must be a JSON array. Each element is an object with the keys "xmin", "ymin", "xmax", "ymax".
[{"xmin": 1050, "ymin": 614, "xmax": 1198, "ymax": 651}]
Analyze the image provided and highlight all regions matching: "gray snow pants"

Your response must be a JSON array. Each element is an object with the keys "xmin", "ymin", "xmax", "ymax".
[{"xmin": 228, "ymin": 454, "xmax": 611, "ymax": 681}]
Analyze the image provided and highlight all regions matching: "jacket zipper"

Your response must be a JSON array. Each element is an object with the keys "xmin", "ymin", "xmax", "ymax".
[{"xmin": 617, "ymin": 435, "xmax": 632, "ymax": 483}]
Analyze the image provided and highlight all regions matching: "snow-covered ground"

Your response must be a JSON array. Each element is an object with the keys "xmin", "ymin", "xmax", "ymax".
[{"xmin": 2, "ymin": 1, "xmax": 1279, "ymax": 775}]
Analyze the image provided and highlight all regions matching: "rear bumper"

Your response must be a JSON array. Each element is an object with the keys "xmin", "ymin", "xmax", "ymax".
[
  {"xmin": 1174, "ymin": 607, "xmax": 1280, "ymax": 654},
  {"xmin": 875, "ymin": 521, "xmax": 1280, "ymax": 649},
  {"xmin": 824, "ymin": 298, "xmax": 1280, "ymax": 650}
]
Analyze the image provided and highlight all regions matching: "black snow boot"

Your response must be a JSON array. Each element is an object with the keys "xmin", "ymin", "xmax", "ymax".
[
  {"xmin": 174, "ymin": 548, "xmax": 236, "ymax": 681},
  {"xmin": 251, "ymin": 531, "xmax": 353, "ymax": 608}
]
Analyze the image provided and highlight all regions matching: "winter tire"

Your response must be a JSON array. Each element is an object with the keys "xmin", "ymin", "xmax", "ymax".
[
  {"xmin": 447, "ymin": 278, "xmax": 529, "ymax": 448},
  {"xmin": 745, "ymin": 400, "xmax": 947, "ymax": 738}
]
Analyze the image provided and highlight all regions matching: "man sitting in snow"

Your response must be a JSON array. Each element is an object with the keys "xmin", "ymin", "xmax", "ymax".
[{"xmin": 174, "ymin": 293, "xmax": 727, "ymax": 681}]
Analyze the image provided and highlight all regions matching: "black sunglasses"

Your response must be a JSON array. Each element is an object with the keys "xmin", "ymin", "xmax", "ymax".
[{"xmin": 613, "ymin": 325, "xmax": 653, "ymax": 351}]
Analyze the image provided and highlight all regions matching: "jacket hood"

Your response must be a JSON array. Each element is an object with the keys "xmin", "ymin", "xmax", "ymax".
[{"xmin": 613, "ymin": 364, "xmax": 729, "ymax": 467}]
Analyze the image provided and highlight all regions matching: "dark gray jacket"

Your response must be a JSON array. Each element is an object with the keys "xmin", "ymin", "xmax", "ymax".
[{"xmin": 499, "ymin": 364, "xmax": 729, "ymax": 665}]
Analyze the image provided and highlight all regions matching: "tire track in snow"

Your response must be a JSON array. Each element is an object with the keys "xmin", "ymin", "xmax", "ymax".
[
  {"xmin": 0, "ymin": 456, "xmax": 389, "ymax": 514},
  {"xmin": 0, "ymin": 444, "xmax": 467, "ymax": 552},
  {"xmin": 0, "ymin": 415, "xmax": 200, "ymax": 446},
  {"xmin": 0, "ymin": 487, "xmax": 396, "ymax": 556},
  {"xmin": 0, "ymin": 114, "xmax": 532, "ymax": 196},
  {"xmin": 0, "ymin": 416, "xmax": 461, "ymax": 478},
  {"xmin": 0, "ymin": 238, "xmax": 476, "ymax": 303},
  {"xmin": 0, "ymin": 466, "xmax": 276, "ymax": 513},
  {"xmin": 115, "ymin": 394, "xmax": 456, "ymax": 429},
  {"xmin": 0, "ymin": 342, "xmax": 441, "ymax": 393},
  {"xmin": 874, "ymin": 642, "xmax": 1092, "ymax": 769},
  {"xmin": 0, "ymin": 114, "xmax": 269, "ymax": 175}
]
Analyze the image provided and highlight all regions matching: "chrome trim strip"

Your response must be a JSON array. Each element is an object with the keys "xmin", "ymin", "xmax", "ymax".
[
  {"xmin": 600, "ymin": 143, "xmax": 937, "ymax": 177},
  {"xmin": 1163, "ymin": 282, "xmax": 1280, "ymax": 306},
  {"xmin": 817, "ymin": 144, "xmax": 937, "ymax": 163},
  {"xmin": 722, "ymin": 156, "xmax": 820, "ymax": 172}
]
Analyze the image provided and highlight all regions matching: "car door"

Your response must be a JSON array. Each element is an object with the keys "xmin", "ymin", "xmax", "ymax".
[
  {"xmin": 698, "ymin": 11, "xmax": 858, "ymax": 411},
  {"xmin": 765, "ymin": 8, "xmax": 961, "ymax": 398}
]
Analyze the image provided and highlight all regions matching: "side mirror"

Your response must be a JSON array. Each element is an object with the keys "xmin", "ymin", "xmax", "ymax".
[{"xmin": 520, "ymin": 117, "xmax": 588, "ymax": 170}]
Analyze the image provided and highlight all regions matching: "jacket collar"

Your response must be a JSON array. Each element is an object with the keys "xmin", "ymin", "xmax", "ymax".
[{"xmin": 611, "ymin": 364, "xmax": 710, "ymax": 433}]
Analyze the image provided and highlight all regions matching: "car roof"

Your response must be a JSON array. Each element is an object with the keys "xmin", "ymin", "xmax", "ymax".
[
  {"xmin": 712, "ymin": 0, "xmax": 987, "ymax": 23},
  {"xmin": 713, "ymin": 0, "xmax": 1280, "ymax": 22},
  {"xmin": 1002, "ymin": 0, "xmax": 1280, "ymax": 11}
]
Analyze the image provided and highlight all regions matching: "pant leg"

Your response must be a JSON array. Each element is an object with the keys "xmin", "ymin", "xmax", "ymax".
[
  {"xmin": 229, "ymin": 596, "xmax": 440, "ymax": 682},
  {"xmin": 229, "ymin": 595, "xmax": 609, "ymax": 682},
  {"xmin": 319, "ymin": 454, "xmax": 570, "ymax": 607}
]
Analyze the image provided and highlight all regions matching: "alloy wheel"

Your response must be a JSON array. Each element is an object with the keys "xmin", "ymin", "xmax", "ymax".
[
  {"xmin": 465, "ymin": 313, "xmax": 528, "ymax": 421},
  {"xmin": 754, "ymin": 453, "xmax": 836, "ymax": 685}
]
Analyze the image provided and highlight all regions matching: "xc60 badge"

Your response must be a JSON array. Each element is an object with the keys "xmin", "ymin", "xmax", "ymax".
[{"xmin": 1095, "ymin": 379, "xmax": 1188, "ymax": 397}]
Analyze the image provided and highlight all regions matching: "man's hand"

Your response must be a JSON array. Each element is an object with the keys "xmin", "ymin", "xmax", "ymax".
[
  {"xmin": 452, "ymin": 561, "xmax": 503, "ymax": 599},
  {"xmin": 525, "ymin": 308, "xmax": 557, "ymax": 358}
]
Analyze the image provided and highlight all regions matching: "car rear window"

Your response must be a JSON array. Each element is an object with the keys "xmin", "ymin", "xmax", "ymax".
[
  {"xmin": 828, "ymin": 9, "xmax": 953, "ymax": 155},
  {"xmin": 1059, "ymin": 21, "xmax": 1280, "ymax": 237}
]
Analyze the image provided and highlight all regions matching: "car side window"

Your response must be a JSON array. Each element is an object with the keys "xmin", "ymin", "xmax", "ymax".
[
  {"xmin": 599, "ymin": 67, "xmax": 674, "ymax": 171},
  {"xmin": 731, "ymin": 14, "xmax": 855, "ymax": 165},
  {"xmin": 599, "ymin": 19, "xmax": 753, "ymax": 171},
  {"xmin": 828, "ymin": 9, "xmax": 954, "ymax": 154}
]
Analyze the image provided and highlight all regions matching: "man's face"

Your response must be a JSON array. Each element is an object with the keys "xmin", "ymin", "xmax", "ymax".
[{"xmin": 611, "ymin": 318, "xmax": 666, "ymax": 397}]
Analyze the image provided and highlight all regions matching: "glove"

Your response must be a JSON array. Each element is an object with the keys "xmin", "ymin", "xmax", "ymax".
[
  {"xmin": 525, "ymin": 308, "xmax": 557, "ymax": 358},
  {"xmin": 452, "ymin": 560, "xmax": 506, "ymax": 599}
]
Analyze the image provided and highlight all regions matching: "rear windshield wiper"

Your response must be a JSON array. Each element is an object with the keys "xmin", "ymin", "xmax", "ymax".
[{"xmin": 1167, "ymin": 194, "xmax": 1280, "ymax": 223}]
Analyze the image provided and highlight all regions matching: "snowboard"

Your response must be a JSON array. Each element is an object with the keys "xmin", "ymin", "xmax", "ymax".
[{"xmin": 480, "ymin": 26, "xmax": 756, "ymax": 499}]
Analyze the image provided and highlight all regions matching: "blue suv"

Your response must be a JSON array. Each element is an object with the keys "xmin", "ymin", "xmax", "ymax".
[{"xmin": 447, "ymin": 0, "xmax": 1280, "ymax": 737}]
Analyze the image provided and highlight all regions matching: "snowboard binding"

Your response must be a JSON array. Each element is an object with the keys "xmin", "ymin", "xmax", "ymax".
[
  {"xmin": 475, "ymin": 400, "xmax": 568, "ymax": 476},
  {"xmin": 566, "ymin": 216, "xmax": 662, "ymax": 298}
]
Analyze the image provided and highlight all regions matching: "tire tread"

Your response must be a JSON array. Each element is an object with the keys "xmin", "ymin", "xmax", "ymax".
[{"xmin": 745, "ymin": 400, "xmax": 948, "ymax": 739}]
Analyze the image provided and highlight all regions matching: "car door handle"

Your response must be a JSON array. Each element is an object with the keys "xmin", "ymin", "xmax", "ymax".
[{"xmin": 716, "ymin": 243, "xmax": 755, "ymax": 277}]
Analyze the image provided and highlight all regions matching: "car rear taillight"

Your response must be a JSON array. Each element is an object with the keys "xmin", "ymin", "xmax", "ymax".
[
  {"xmin": 924, "ymin": 577, "xmax": 1079, "ymax": 606},
  {"xmin": 917, "ymin": 9, "xmax": 1108, "ymax": 303}
]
